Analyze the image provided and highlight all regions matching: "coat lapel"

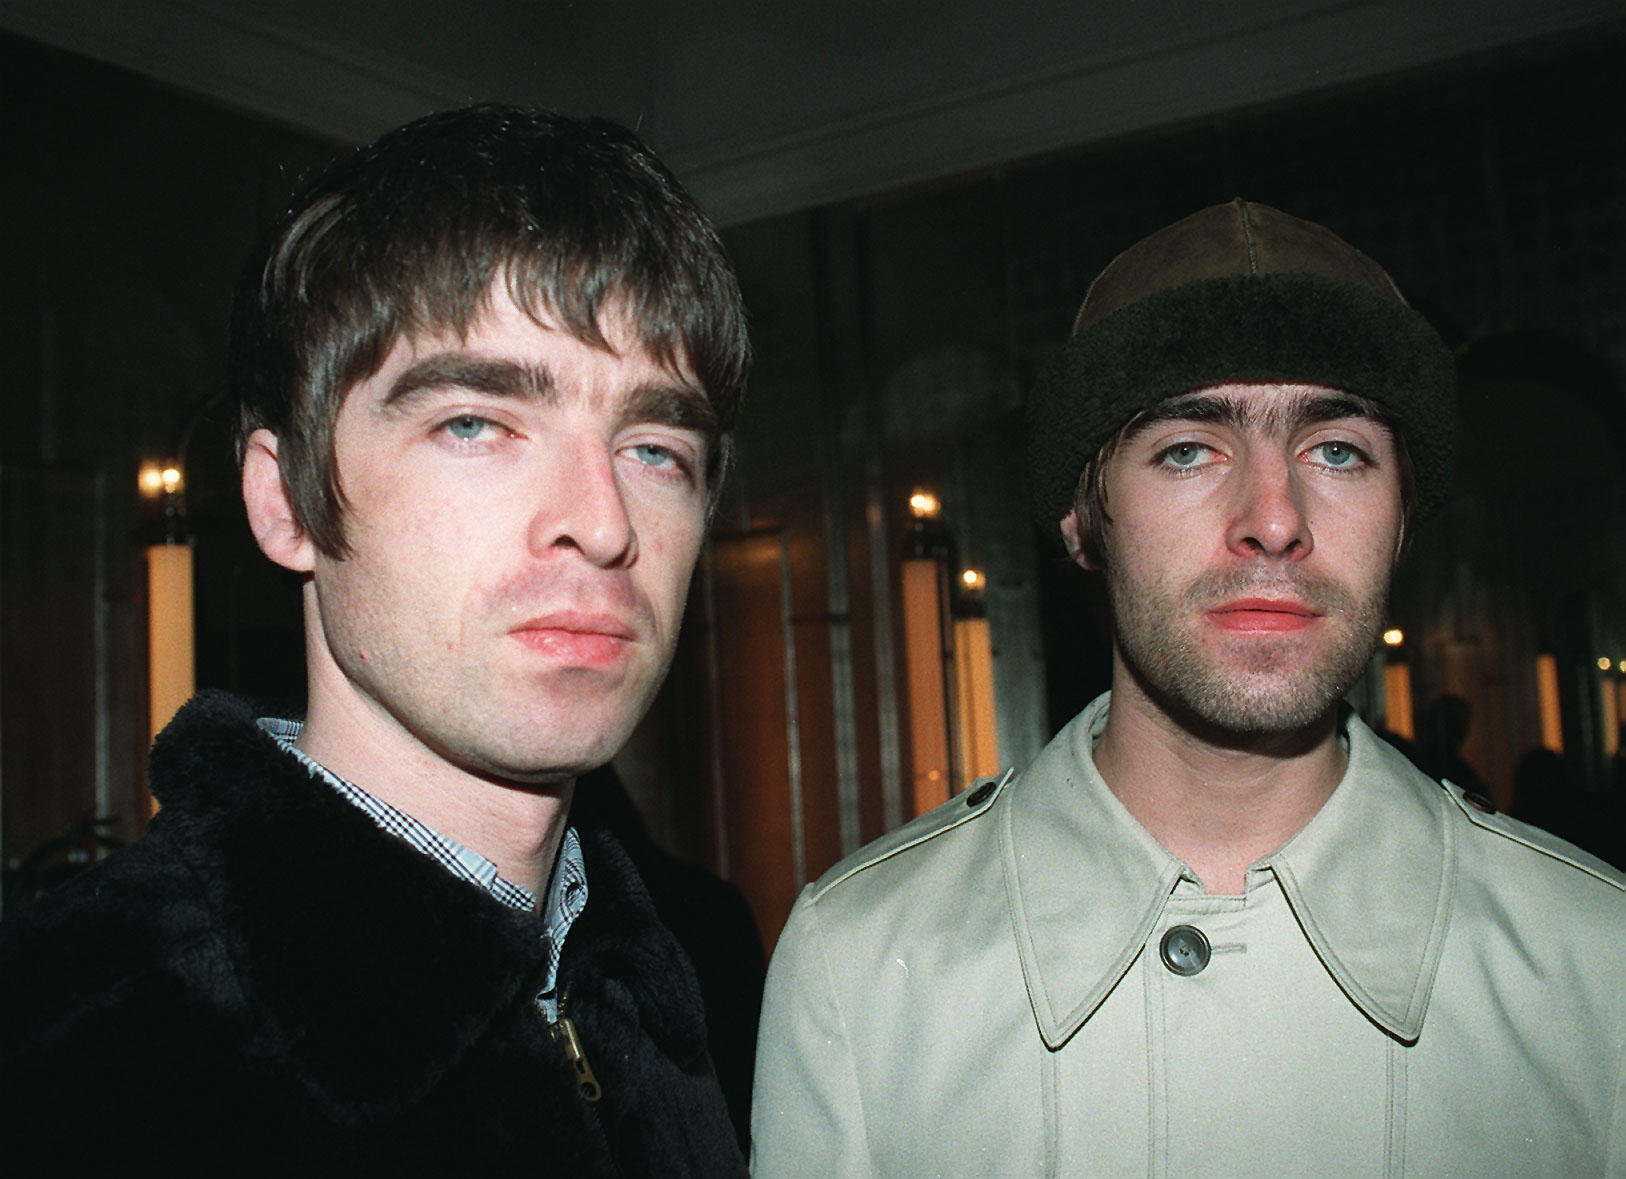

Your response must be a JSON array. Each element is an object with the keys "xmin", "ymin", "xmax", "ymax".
[
  {"xmin": 1000, "ymin": 696, "xmax": 1184, "ymax": 1049},
  {"xmin": 1267, "ymin": 716, "xmax": 1455, "ymax": 1042},
  {"xmin": 999, "ymin": 695, "xmax": 1455, "ymax": 1049}
]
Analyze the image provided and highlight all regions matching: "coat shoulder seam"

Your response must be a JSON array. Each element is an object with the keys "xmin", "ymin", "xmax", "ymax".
[{"xmin": 807, "ymin": 769, "xmax": 1015, "ymax": 901}]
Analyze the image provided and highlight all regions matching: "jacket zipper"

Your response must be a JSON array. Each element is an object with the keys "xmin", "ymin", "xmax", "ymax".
[
  {"xmin": 543, "ymin": 994, "xmax": 603, "ymax": 1103},
  {"xmin": 544, "ymin": 994, "xmax": 623, "ymax": 1176}
]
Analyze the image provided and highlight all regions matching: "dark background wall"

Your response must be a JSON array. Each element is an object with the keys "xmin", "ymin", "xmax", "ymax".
[{"xmin": 1, "ymin": 33, "xmax": 339, "ymax": 874}]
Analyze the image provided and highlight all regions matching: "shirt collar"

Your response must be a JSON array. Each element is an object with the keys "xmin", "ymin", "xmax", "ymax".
[
  {"xmin": 257, "ymin": 716, "xmax": 540, "ymax": 908},
  {"xmin": 1002, "ymin": 692, "xmax": 1454, "ymax": 1049},
  {"xmin": 255, "ymin": 715, "xmax": 589, "ymax": 1017}
]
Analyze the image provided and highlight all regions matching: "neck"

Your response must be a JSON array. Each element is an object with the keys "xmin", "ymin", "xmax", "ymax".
[
  {"xmin": 297, "ymin": 660, "xmax": 572, "ymax": 898},
  {"xmin": 1092, "ymin": 675, "xmax": 1346, "ymax": 896}
]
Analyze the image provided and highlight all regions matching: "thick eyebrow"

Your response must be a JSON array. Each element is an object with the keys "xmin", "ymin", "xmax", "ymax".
[
  {"xmin": 382, "ymin": 355, "xmax": 555, "ymax": 410},
  {"xmin": 381, "ymin": 352, "xmax": 718, "ymax": 442},
  {"xmin": 617, "ymin": 380, "xmax": 719, "ymax": 439},
  {"xmin": 1123, "ymin": 389, "xmax": 1380, "ymax": 443}
]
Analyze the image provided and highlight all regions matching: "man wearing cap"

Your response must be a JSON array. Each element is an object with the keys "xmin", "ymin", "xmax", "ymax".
[{"xmin": 751, "ymin": 200, "xmax": 1626, "ymax": 1174}]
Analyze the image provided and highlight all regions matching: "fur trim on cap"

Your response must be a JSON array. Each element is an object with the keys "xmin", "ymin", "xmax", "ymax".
[{"xmin": 1026, "ymin": 201, "xmax": 1456, "ymax": 528}]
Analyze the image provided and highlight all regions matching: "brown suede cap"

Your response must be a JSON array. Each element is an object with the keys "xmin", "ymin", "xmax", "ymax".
[
  {"xmin": 1027, "ymin": 199, "xmax": 1455, "ymax": 527},
  {"xmin": 1074, "ymin": 201, "xmax": 1406, "ymax": 332}
]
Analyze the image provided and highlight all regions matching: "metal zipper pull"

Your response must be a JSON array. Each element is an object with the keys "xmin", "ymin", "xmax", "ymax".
[{"xmin": 548, "ymin": 1014, "xmax": 603, "ymax": 1103}]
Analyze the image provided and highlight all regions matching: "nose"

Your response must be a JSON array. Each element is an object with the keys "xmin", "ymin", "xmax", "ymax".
[
  {"xmin": 1224, "ymin": 450, "xmax": 1312, "ymax": 561},
  {"xmin": 530, "ymin": 441, "xmax": 636, "ymax": 567}
]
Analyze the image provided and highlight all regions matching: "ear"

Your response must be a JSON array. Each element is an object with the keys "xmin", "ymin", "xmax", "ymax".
[
  {"xmin": 242, "ymin": 429, "xmax": 316, "ymax": 573},
  {"xmin": 1058, "ymin": 508, "xmax": 1100, "ymax": 571}
]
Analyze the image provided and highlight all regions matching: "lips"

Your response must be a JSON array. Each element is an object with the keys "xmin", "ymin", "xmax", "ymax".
[
  {"xmin": 1205, "ymin": 597, "xmax": 1322, "ymax": 633},
  {"xmin": 510, "ymin": 610, "xmax": 637, "ymax": 667}
]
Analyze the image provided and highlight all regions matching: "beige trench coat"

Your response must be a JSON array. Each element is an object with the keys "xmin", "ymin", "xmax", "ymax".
[{"xmin": 752, "ymin": 694, "xmax": 1626, "ymax": 1177}]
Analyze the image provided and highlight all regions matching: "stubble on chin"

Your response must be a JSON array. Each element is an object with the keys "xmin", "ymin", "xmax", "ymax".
[{"xmin": 1107, "ymin": 564, "xmax": 1387, "ymax": 739}]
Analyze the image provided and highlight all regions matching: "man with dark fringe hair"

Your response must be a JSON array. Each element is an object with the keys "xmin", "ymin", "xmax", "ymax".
[
  {"xmin": 231, "ymin": 106, "xmax": 749, "ymax": 557},
  {"xmin": 1, "ymin": 106, "xmax": 750, "ymax": 1174}
]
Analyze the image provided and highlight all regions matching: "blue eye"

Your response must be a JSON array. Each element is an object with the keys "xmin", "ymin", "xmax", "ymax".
[
  {"xmin": 1313, "ymin": 441, "xmax": 1362, "ymax": 468},
  {"xmin": 443, "ymin": 415, "xmax": 489, "ymax": 441},
  {"xmin": 1161, "ymin": 442, "xmax": 1210, "ymax": 468},
  {"xmin": 631, "ymin": 444, "xmax": 675, "ymax": 468}
]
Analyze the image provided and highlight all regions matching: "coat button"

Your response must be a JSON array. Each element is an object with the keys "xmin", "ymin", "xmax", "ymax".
[
  {"xmin": 1159, "ymin": 925, "xmax": 1211, "ymax": 977},
  {"xmin": 964, "ymin": 780, "xmax": 996, "ymax": 808},
  {"xmin": 1462, "ymin": 789, "xmax": 1496, "ymax": 814}
]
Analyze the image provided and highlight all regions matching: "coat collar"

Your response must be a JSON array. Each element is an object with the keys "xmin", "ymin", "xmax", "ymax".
[
  {"xmin": 1001, "ymin": 693, "xmax": 1454, "ymax": 1049},
  {"xmin": 150, "ymin": 692, "xmax": 551, "ymax": 1119},
  {"xmin": 148, "ymin": 691, "xmax": 702, "ymax": 1122}
]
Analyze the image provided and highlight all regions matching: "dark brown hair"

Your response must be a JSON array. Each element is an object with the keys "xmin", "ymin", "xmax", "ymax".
[{"xmin": 230, "ymin": 105, "xmax": 750, "ymax": 557}]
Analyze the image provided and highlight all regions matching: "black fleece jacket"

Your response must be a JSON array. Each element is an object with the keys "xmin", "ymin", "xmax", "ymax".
[{"xmin": 0, "ymin": 690, "xmax": 746, "ymax": 1176}]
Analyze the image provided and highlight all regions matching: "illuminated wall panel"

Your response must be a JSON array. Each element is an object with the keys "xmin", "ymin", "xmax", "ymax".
[
  {"xmin": 1536, "ymin": 653, "xmax": 1564, "ymax": 754},
  {"xmin": 953, "ymin": 617, "xmax": 1000, "ymax": 787},
  {"xmin": 900, "ymin": 557, "xmax": 951, "ymax": 816},
  {"xmin": 146, "ymin": 543, "xmax": 195, "ymax": 747},
  {"xmin": 1383, "ymin": 661, "xmax": 1414, "ymax": 741},
  {"xmin": 1602, "ymin": 677, "xmax": 1620, "ymax": 758}
]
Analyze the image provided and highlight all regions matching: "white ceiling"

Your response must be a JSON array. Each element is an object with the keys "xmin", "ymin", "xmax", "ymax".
[{"xmin": 3, "ymin": 0, "xmax": 1618, "ymax": 225}]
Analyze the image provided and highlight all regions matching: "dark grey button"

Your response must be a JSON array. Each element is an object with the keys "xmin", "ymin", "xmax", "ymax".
[
  {"xmin": 1462, "ymin": 790, "xmax": 1496, "ymax": 814},
  {"xmin": 964, "ymin": 781, "xmax": 996, "ymax": 808},
  {"xmin": 1159, "ymin": 925, "xmax": 1211, "ymax": 977}
]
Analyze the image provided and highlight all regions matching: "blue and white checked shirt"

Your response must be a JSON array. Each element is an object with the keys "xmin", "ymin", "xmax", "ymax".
[{"xmin": 258, "ymin": 717, "xmax": 588, "ymax": 1020}]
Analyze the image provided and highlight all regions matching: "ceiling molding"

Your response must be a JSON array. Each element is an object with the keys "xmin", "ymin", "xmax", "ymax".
[
  {"xmin": 669, "ymin": 0, "xmax": 1624, "ymax": 223},
  {"xmin": 0, "ymin": 0, "xmax": 464, "ymax": 141},
  {"xmin": 4, "ymin": 0, "xmax": 1620, "ymax": 225}
]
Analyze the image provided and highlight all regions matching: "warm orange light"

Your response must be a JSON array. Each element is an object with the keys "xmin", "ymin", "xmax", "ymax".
[
  {"xmin": 1382, "ymin": 628, "xmax": 1404, "ymax": 647},
  {"xmin": 1603, "ymin": 679, "xmax": 1620, "ymax": 757},
  {"xmin": 901, "ymin": 558, "xmax": 951, "ymax": 816},
  {"xmin": 961, "ymin": 569, "xmax": 985, "ymax": 591},
  {"xmin": 1598, "ymin": 656, "xmax": 1613, "ymax": 672},
  {"xmin": 953, "ymin": 617, "xmax": 1000, "ymax": 787},
  {"xmin": 147, "ymin": 543, "xmax": 196, "ymax": 814},
  {"xmin": 1383, "ymin": 661, "xmax": 1414, "ymax": 741},
  {"xmin": 908, "ymin": 490, "xmax": 941, "ymax": 520},
  {"xmin": 139, "ymin": 462, "xmax": 186, "ymax": 498},
  {"xmin": 1536, "ymin": 653, "xmax": 1563, "ymax": 754}
]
